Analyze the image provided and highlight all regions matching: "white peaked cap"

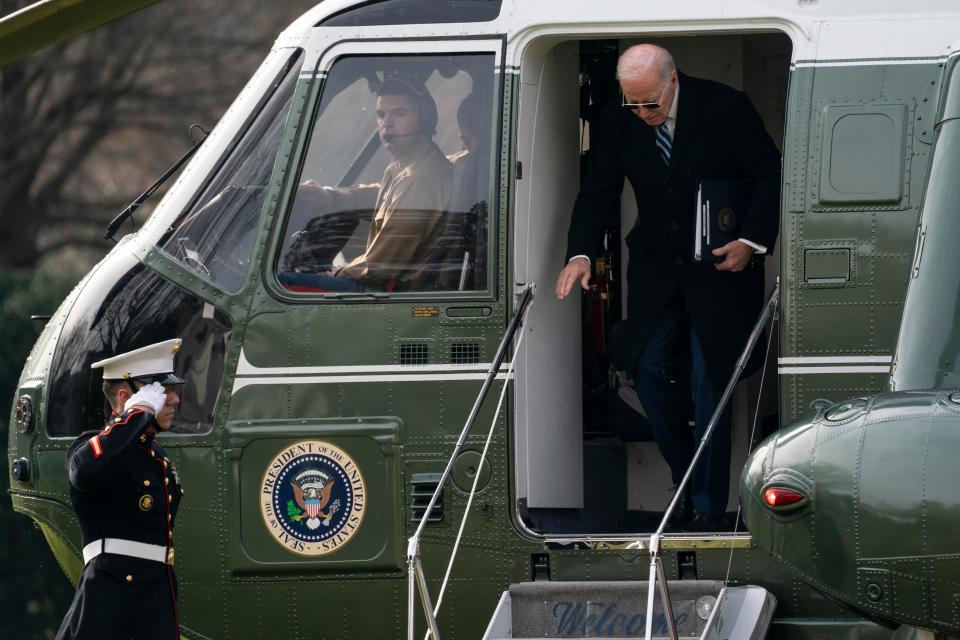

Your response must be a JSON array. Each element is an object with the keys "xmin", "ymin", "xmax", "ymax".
[{"xmin": 91, "ymin": 338, "xmax": 185, "ymax": 384}]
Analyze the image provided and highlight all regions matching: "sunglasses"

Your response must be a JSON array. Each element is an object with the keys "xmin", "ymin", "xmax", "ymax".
[{"xmin": 621, "ymin": 78, "xmax": 672, "ymax": 110}]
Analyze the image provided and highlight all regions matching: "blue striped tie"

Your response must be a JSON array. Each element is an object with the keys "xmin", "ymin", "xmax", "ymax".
[{"xmin": 655, "ymin": 122, "xmax": 672, "ymax": 164}]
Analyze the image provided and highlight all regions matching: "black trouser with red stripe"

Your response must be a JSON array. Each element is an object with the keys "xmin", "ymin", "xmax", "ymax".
[{"xmin": 56, "ymin": 554, "xmax": 178, "ymax": 640}]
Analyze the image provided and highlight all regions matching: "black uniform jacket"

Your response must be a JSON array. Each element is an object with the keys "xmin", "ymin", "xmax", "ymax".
[
  {"xmin": 566, "ymin": 73, "xmax": 781, "ymax": 385},
  {"xmin": 67, "ymin": 408, "xmax": 183, "ymax": 549},
  {"xmin": 60, "ymin": 408, "xmax": 183, "ymax": 638}
]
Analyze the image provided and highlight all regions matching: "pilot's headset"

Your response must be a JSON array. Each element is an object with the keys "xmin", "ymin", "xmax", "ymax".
[{"xmin": 376, "ymin": 78, "xmax": 439, "ymax": 138}]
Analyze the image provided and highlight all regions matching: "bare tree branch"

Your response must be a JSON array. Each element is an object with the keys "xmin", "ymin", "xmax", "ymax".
[{"xmin": 0, "ymin": 0, "xmax": 317, "ymax": 268}]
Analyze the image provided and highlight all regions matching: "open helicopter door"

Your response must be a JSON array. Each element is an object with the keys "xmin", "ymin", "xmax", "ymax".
[
  {"xmin": 511, "ymin": 32, "xmax": 791, "ymax": 527},
  {"xmin": 513, "ymin": 39, "xmax": 585, "ymax": 510}
]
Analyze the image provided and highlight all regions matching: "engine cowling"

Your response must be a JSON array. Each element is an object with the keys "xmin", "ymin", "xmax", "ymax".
[{"xmin": 742, "ymin": 390, "xmax": 960, "ymax": 634}]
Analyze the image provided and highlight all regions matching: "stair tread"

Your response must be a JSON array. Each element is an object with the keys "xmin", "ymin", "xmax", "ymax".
[{"xmin": 486, "ymin": 582, "xmax": 775, "ymax": 640}]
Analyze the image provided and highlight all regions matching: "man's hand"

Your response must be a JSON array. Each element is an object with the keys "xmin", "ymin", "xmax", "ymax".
[
  {"xmin": 295, "ymin": 180, "xmax": 333, "ymax": 210},
  {"xmin": 556, "ymin": 257, "xmax": 592, "ymax": 299},
  {"xmin": 124, "ymin": 382, "xmax": 166, "ymax": 414},
  {"xmin": 712, "ymin": 240, "xmax": 753, "ymax": 272}
]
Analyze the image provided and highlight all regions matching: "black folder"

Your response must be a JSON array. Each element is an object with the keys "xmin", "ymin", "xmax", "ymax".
[{"xmin": 694, "ymin": 179, "xmax": 753, "ymax": 262}]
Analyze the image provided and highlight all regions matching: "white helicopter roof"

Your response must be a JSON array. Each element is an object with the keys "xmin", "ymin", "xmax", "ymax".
[{"xmin": 276, "ymin": 0, "xmax": 960, "ymax": 65}]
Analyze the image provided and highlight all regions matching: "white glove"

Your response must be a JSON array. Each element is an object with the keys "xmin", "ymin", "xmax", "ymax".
[{"xmin": 124, "ymin": 382, "xmax": 167, "ymax": 414}]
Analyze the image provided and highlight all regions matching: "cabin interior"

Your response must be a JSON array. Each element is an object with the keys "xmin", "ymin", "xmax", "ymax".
[{"xmin": 513, "ymin": 32, "xmax": 792, "ymax": 536}]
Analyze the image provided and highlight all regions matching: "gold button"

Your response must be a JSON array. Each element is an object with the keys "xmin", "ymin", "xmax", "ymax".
[
  {"xmin": 150, "ymin": 451, "xmax": 156, "ymax": 457},
  {"xmin": 138, "ymin": 435, "xmax": 146, "ymax": 443},
  {"xmin": 164, "ymin": 478, "xmax": 169, "ymax": 486},
  {"xmin": 125, "ymin": 575, "xmax": 133, "ymax": 583},
  {"xmin": 168, "ymin": 495, "xmax": 172, "ymax": 503},
  {"xmin": 167, "ymin": 514, "xmax": 172, "ymax": 521},
  {"xmin": 143, "ymin": 480, "xmax": 150, "ymax": 487}
]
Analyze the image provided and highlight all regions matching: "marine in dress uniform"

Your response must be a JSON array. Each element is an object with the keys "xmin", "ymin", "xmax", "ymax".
[{"xmin": 56, "ymin": 339, "xmax": 186, "ymax": 640}]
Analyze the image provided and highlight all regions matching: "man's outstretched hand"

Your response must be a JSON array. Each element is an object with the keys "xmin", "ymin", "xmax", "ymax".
[{"xmin": 556, "ymin": 257, "xmax": 591, "ymax": 299}]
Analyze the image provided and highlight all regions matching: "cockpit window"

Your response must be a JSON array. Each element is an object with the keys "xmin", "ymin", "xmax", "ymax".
[
  {"xmin": 318, "ymin": 0, "xmax": 502, "ymax": 27},
  {"xmin": 275, "ymin": 53, "xmax": 497, "ymax": 295},
  {"xmin": 157, "ymin": 50, "xmax": 304, "ymax": 293}
]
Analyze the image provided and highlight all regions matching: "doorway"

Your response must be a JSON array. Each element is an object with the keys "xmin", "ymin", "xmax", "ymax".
[{"xmin": 513, "ymin": 31, "xmax": 791, "ymax": 535}]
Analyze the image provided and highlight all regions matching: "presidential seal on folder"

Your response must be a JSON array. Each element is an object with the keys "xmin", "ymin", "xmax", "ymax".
[{"xmin": 694, "ymin": 179, "xmax": 753, "ymax": 262}]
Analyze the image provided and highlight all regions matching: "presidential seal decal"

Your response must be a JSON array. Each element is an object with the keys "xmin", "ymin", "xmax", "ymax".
[{"xmin": 259, "ymin": 440, "xmax": 366, "ymax": 556}]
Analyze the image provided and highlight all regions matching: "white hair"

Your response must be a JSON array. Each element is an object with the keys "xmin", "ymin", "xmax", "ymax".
[{"xmin": 616, "ymin": 44, "xmax": 676, "ymax": 82}]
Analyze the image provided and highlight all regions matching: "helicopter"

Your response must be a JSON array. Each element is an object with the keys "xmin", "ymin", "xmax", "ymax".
[{"xmin": 7, "ymin": 0, "xmax": 960, "ymax": 638}]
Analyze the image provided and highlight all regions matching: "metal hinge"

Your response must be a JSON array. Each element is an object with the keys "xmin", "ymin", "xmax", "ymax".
[
  {"xmin": 531, "ymin": 552, "xmax": 551, "ymax": 581},
  {"xmin": 677, "ymin": 550, "xmax": 698, "ymax": 580},
  {"xmin": 515, "ymin": 160, "xmax": 522, "ymax": 180},
  {"xmin": 911, "ymin": 226, "xmax": 927, "ymax": 278}
]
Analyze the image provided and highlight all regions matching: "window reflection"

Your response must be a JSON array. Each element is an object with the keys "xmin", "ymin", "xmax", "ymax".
[
  {"xmin": 47, "ymin": 252, "xmax": 231, "ymax": 437},
  {"xmin": 277, "ymin": 54, "xmax": 496, "ymax": 293}
]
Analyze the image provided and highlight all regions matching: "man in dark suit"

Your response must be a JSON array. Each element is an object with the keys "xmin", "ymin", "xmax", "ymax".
[{"xmin": 556, "ymin": 44, "xmax": 780, "ymax": 529}]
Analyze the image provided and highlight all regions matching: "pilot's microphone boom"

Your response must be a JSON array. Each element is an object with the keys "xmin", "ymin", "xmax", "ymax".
[{"xmin": 381, "ymin": 132, "xmax": 420, "ymax": 142}]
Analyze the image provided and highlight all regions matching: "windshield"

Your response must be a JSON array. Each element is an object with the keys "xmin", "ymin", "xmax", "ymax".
[{"xmin": 137, "ymin": 48, "xmax": 304, "ymax": 291}]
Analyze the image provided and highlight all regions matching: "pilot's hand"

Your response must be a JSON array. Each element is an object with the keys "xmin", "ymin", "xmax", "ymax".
[
  {"xmin": 712, "ymin": 240, "xmax": 753, "ymax": 272},
  {"xmin": 124, "ymin": 382, "xmax": 167, "ymax": 414},
  {"xmin": 296, "ymin": 180, "xmax": 333, "ymax": 210},
  {"xmin": 556, "ymin": 257, "xmax": 592, "ymax": 299}
]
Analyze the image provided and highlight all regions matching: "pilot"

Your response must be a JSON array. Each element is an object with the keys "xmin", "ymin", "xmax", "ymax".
[
  {"xmin": 56, "ymin": 339, "xmax": 186, "ymax": 640},
  {"xmin": 452, "ymin": 91, "xmax": 483, "ymax": 160},
  {"xmin": 449, "ymin": 91, "xmax": 490, "ymax": 212},
  {"xmin": 283, "ymin": 78, "xmax": 453, "ymax": 291}
]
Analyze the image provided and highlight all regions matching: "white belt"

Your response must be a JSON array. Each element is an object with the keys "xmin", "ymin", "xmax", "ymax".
[{"xmin": 82, "ymin": 538, "xmax": 174, "ymax": 565}]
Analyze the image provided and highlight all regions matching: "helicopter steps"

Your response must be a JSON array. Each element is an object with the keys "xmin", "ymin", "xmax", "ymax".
[{"xmin": 481, "ymin": 580, "xmax": 775, "ymax": 640}]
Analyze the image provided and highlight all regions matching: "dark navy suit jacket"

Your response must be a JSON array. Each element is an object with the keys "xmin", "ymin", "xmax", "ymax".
[{"xmin": 566, "ymin": 72, "xmax": 781, "ymax": 384}]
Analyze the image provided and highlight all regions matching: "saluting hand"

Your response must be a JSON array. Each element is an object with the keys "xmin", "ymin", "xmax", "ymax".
[
  {"xmin": 124, "ymin": 382, "xmax": 167, "ymax": 414},
  {"xmin": 712, "ymin": 240, "xmax": 753, "ymax": 272},
  {"xmin": 556, "ymin": 257, "xmax": 592, "ymax": 299}
]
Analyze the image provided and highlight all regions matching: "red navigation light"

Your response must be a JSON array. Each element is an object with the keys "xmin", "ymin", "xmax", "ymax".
[{"xmin": 764, "ymin": 487, "xmax": 806, "ymax": 508}]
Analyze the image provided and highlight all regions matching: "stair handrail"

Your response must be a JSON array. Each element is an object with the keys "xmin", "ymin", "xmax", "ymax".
[
  {"xmin": 407, "ymin": 284, "xmax": 536, "ymax": 640},
  {"xmin": 644, "ymin": 280, "xmax": 780, "ymax": 640}
]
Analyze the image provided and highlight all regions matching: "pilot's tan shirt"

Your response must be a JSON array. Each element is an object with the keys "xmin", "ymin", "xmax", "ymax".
[{"xmin": 337, "ymin": 139, "xmax": 453, "ymax": 287}]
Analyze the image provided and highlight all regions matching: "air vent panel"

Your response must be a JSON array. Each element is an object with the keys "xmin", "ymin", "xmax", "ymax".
[
  {"xmin": 399, "ymin": 342, "xmax": 429, "ymax": 365},
  {"xmin": 451, "ymin": 341, "xmax": 481, "ymax": 364},
  {"xmin": 410, "ymin": 473, "xmax": 443, "ymax": 522}
]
